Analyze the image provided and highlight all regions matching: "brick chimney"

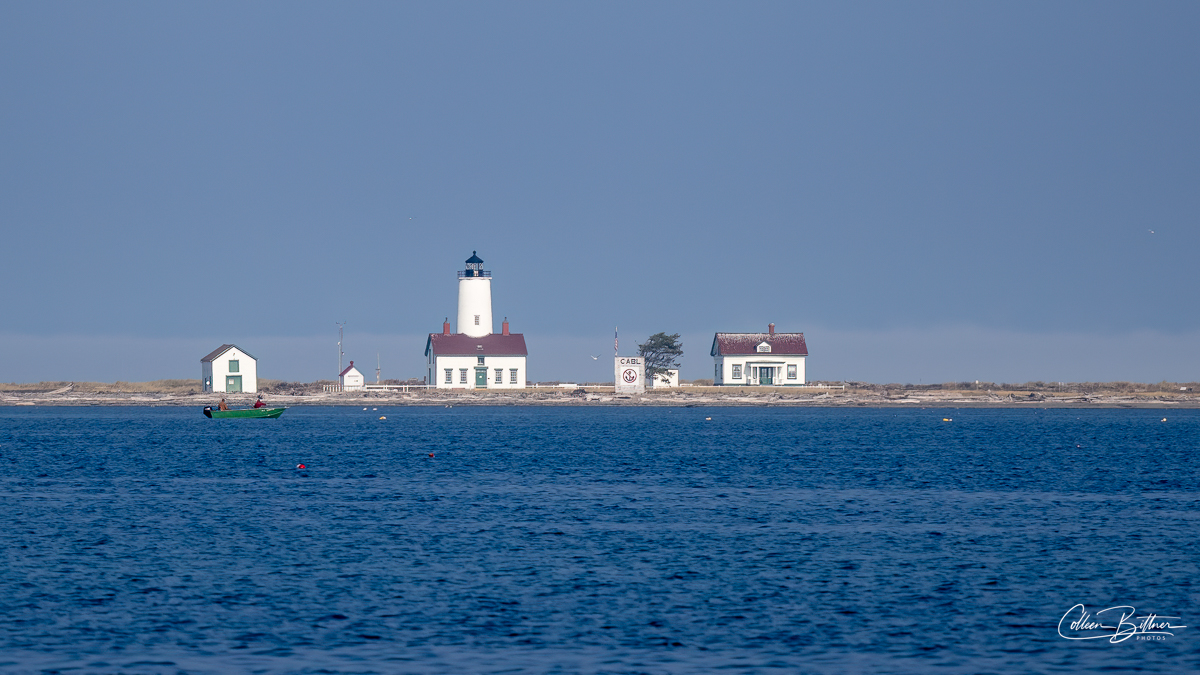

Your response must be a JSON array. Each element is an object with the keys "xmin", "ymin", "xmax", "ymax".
[
  {"xmin": 502, "ymin": 317, "xmax": 510, "ymax": 336},
  {"xmin": 442, "ymin": 317, "xmax": 450, "ymax": 335},
  {"xmin": 768, "ymin": 323, "xmax": 775, "ymax": 335}
]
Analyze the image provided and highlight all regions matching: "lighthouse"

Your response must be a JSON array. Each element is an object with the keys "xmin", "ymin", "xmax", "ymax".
[
  {"xmin": 425, "ymin": 251, "xmax": 528, "ymax": 389},
  {"xmin": 457, "ymin": 251, "xmax": 493, "ymax": 337}
]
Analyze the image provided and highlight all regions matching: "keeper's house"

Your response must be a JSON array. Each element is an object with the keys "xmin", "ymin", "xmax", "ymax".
[
  {"xmin": 711, "ymin": 324, "xmax": 807, "ymax": 386},
  {"xmin": 425, "ymin": 319, "xmax": 528, "ymax": 389},
  {"xmin": 201, "ymin": 344, "xmax": 258, "ymax": 394}
]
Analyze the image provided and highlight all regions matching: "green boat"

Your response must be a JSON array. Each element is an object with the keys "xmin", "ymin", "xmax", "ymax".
[{"xmin": 203, "ymin": 406, "xmax": 287, "ymax": 419}]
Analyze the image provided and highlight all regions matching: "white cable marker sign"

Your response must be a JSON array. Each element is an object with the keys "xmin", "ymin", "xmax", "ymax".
[{"xmin": 614, "ymin": 356, "xmax": 644, "ymax": 394}]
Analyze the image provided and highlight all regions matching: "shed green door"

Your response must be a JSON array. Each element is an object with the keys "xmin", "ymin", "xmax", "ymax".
[
  {"xmin": 475, "ymin": 368, "xmax": 487, "ymax": 388},
  {"xmin": 760, "ymin": 367, "xmax": 773, "ymax": 385},
  {"xmin": 226, "ymin": 375, "xmax": 243, "ymax": 393}
]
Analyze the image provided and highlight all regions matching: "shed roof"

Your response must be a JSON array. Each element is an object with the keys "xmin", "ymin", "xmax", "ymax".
[
  {"xmin": 710, "ymin": 333, "xmax": 808, "ymax": 357},
  {"xmin": 339, "ymin": 363, "xmax": 361, "ymax": 377},
  {"xmin": 201, "ymin": 344, "xmax": 257, "ymax": 362},
  {"xmin": 425, "ymin": 332, "xmax": 528, "ymax": 357}
]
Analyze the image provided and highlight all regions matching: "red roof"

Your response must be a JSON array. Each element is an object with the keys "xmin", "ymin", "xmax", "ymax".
[
  {"xmin": 711, "ymin": 332, "xmax": 808, "ymax": 356},
  {"xmin": 339, "ymin": 363, "xmax": 360, "ymax": 377},
  {"xmin": 425, "ymin": 333, "xmax": 528, "ymax": 357}
]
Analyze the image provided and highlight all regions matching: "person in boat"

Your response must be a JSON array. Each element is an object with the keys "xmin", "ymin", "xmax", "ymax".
[
  {"xmin": 218, "ymin": 398, "xmax": 229, "ymax": 411},
  {"xmin": 253, "ymin": 395, "xmax": 265, "ymax": 409}
]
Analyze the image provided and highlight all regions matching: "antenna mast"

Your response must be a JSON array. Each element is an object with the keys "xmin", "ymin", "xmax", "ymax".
[
  {"xmin": 376, "ymin": 353, "xmax": 381, "ymax": 384},
  {"xmin": 336, "ymin": 321, "xmax": 346, "ymax": 375}
]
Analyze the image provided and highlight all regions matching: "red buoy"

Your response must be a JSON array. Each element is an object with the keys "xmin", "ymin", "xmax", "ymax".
[{"xmin": 297, "ymin": 463, "xmax": 306, "ymax": 469}]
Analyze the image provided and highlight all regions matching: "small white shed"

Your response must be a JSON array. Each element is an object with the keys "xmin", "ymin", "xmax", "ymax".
[
  {"xmin": 201, "ymin": 344, "xmax": 258, "ymax": 394},
  {"xmin": 649, "ymin": 369, "xmax": 680, "ymax": 388},
  {"xmin": 340, "ymin": 361, "xmax": 365, "ymax": 391}
]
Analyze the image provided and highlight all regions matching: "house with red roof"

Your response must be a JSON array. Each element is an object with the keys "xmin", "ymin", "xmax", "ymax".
[
  {"xmin": 425, "ymin": 252, "xmax": 528, "ymax": 389},
  {"xmin": 711, "ymin": 324, "xmax": 808, "ymax": 386}
]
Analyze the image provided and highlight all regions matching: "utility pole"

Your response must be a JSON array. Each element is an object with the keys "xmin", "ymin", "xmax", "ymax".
[
  {"xmin": 336, "ymin": 321, "xmax": 346, "ymax": 376},
  {"xmin": 376, "ymin": 353, "xmax": 381, "ymax": 384}
]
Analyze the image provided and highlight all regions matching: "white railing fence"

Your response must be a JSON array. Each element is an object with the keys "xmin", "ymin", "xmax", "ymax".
[{"xmin": 322, "ymin": 384, "xmax": 433, "ymax": 393}]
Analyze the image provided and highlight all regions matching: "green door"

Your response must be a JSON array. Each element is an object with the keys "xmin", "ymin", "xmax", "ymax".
[
  {"xmin": 475, "ymin": 368, "xmax": 488, "ymax": 388},
  {"xmin": 760, "ymin": 367, "xmax": 773, "ymax": 385},
  {"xmin": 226, "ymin": 375, "xmax": 243, "ymax": 393}
]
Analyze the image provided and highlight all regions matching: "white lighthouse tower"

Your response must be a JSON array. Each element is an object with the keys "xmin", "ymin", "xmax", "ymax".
[
  {"xmin": 427, "ymin": 251, "xmax": 527, "ymax": 389},
  {"xmin": 456, "ymin": 251, "xmax": 493, "ymax": 338}
]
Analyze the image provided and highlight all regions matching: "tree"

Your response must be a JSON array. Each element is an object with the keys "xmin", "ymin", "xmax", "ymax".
[{"xmin": 637, "ymin": 332, "xmax": 683, "ymax": 384}]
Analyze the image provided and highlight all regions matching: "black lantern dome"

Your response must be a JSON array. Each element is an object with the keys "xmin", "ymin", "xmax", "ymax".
[{"xmin": 460, "ymin": 251, "xmax": 490, "ymax": 278}]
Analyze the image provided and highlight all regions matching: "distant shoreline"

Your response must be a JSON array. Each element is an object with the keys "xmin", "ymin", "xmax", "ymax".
[{"xmin": 3, "ymin": 387, "xmax": 1198, "ymax": 409}]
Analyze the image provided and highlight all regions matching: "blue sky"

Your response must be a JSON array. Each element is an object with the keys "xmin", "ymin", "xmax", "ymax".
[{"xmin": 2, "ymin": 2, "xmax": 1197, "ymax": 384}]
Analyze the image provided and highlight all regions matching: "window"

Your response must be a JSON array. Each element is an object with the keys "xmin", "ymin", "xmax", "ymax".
[
  {"xmin": 477, "ymin": 356, "xmax": 485, "ymax": 365},
  {"xmin": 228, "ymin": 359, "xmax": 239, "ymax": 373},
  {"xmin": 459, "ymin": 369, "xmax": 467, "ymax": 384},
  {"xmin": 732, "ymin": 364, "xmax": 742, "ymax": 379},
  {"xmin": 787, "ymin": 364, "xmax": 797, "ymax": 379},
  {"xmin": 757, "ymin": 342, "xmax": 771, "ymax": 353},
  {"xmin": 474, "ymin": 315, "xmax": 480, "ymax": 325},
  {"xmin": 495, "ymin": 369, "xmax": 503, "ymax": 383},
  {"xmin": 510, "ymin": 369, "xmax": 518, "ymax": 384},
  {"xmin": 444, "ymin": 369, "xmax": 452, "ymax": 384}
]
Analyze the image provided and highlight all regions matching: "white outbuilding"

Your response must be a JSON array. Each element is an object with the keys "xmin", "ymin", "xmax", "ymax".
[
  {"xmin": 425, "ymin": 252, "xmax": 528, "ymax": 389},
  {"xmin": 340, "ymin": 361, "xmax": 365, "ymax": 391},
  {"xmin": 201, "ymin": 344, "xmax": 258, "ymax": 394},
  {"xmin": 648, "ymin": 368, "xmax": 680, "ymax": 388},
  {"xmin": 711, "ymin": 324, "xmax": 808, "ymax": 386}
]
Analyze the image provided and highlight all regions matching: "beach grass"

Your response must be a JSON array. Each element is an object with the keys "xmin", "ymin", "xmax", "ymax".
[{"xmin": 0, "ymin": 379, "xmax": 284, "ymax": 394}]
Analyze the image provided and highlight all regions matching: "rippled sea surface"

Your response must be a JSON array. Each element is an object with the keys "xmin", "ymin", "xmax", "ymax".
[{"xmin": 0, "ymin": 405, "xmax": 1197, "ymax": 674}]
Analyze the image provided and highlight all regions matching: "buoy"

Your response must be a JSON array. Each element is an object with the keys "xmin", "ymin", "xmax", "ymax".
[
  {"xmin": 1162, "ymin": 418, "xmax": 1167, "ymax": 422},
  {"xmin": 373, "ymin": 408, "xmax": 377, "ymax": 411},
  {"xmin": 297, "ymin": 464, "xmax": 306, "ymax": 469},
  {"xmin": 379, "ymin": 416, "xmax": 386, "ymax": 420},
  {"xmin": 428, "ymin": 453, "xmax": 434, "ymax": 458},
  {"xmin": 705, "ymin": 417, "xmax": 711, "ymax": 421},
  {"xmin": 363, "ymin": 407, "xmax": 367, "ymax": 411},
  {"xmin": 943, "ymin": 418, "xmax": 952, "ymax": 422}
]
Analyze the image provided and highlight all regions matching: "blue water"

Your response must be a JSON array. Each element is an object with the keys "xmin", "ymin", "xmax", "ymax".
[{"xmin": 0, "ymin": 406, "xmax": 1196, "ymax": 674}]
